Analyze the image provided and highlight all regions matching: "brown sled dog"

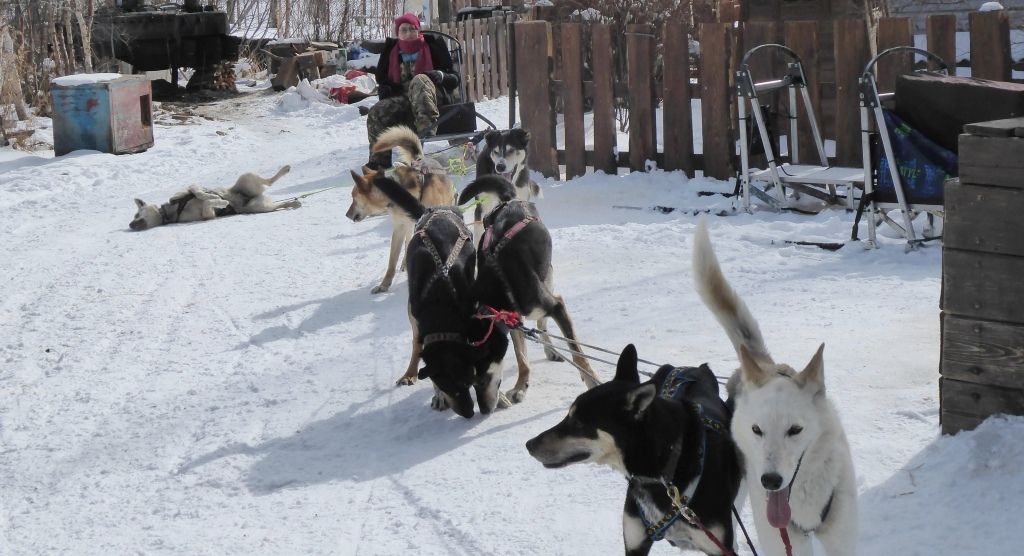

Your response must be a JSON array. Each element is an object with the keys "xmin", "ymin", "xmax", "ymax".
[{"xmin": 346, "ymin": 126, "xmax": 457, "ymax": 294}]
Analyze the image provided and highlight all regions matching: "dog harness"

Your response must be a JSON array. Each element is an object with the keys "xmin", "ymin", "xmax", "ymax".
[
  {"xmin": 415, "ymin": 207, "xmax": 473, "ymax": 349},
  {"xmin": 479, "ymin": 201, "xmax": 537, "ymax": 313},
  {"xmin": 630, "ymin": 366, "xmax": 734, "ymax": 555},
  {"xmin": 159, "ymin": 191, "xmax": 235, "ymax": 224}
]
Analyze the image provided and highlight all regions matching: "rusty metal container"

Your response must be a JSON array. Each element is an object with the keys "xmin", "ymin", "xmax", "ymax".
[{"xmin": 51, "ymin": 74, "xmax": 154, "ymax": 156}]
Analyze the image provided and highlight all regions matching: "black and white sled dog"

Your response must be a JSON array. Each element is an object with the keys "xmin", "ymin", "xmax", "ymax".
[
  {"xmin": 526, "ymin": 344, "xmax": 742, "ymax": 555},
  {"xmin": 472, "ymin": 129, "xmax": 541, "ymax": 238},
  {"xmin": 457, "ymin": 175, "xmax": 599, "ymax": 404},
  {"xmin": 692, "ymin": 220, "xmax": 857, "ymax": 556},
  {"xmin": 129, "ymin": 166, "xmax": 298, "ymax": 231},
  {"xmin": 371, "ymin": 175, "xmax": 508, "ymax": 418}
]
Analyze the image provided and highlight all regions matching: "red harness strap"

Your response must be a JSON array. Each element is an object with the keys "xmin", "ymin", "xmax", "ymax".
[
  {"xmin": 470, "ymin": 305, "xmax": 522, "ymax": 347},
  {"xmin": 481, "ymin": 216, "xmax": 534, "ymax": 252},
  {"xmin": 779, "ymin": 527, "xmax": 794, "ymax": 556}
]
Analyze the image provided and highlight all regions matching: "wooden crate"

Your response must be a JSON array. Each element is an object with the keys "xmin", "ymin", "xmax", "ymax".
[
  {"xmin": 51, "ymin": 74, "xmax": 154, "ymax": 156},
  {"xmin": 940, "ymin": 117, "xmax": 1024, "ymax": 434}
]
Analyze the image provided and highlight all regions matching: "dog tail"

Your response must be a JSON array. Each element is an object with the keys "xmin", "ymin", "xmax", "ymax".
[
  {"xmin": 372, "ymin": 126, "xmax": 423, "ymax": 165},
  {"xmin": 372, "ymin": 175, "xmax": 426, "ymax": 220},
  {"xmin": 692, "ymin": 219, "xmax": 774, "ymax": 366},
  {"xmin": 457, "ymin": 175, "xmax": 516, "ymax": 206},
  {"xmin": 265, "ymin": 165, "xmax": 291, "ymax": 185}
]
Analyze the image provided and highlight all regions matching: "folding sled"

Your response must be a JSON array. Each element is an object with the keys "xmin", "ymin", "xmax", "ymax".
[
  {"xmin": 736, "ymin": 44, "xmax": 865, "ymax": 212},
  {"xmin": 856, "ymin": 46, "xmax": 956, "ymax": 249}
]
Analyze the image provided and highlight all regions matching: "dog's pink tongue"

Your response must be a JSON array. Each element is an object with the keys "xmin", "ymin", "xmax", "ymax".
[{"xmin": 766, "ymin": 487, "xmax": 792, "ymax": 529}]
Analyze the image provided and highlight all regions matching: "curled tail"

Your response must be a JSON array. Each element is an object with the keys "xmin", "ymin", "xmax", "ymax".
[
  {"xmin": 692, "ymin": 220, "xmax": 773, "ymax": 366},
  {"xmin": 457, "ymin": 175, "xmax": 516, "ymax": 206},
  {"xmin": 266, "ymin": 165, "xmax": 291, "ymax": 185},
  {"xmin": 372, "ymin": 126, "xmax": 423, "ymax": 165},
  {"xmin": 372, "ymin": 176, "xmax": 426, "ymax": 221}
]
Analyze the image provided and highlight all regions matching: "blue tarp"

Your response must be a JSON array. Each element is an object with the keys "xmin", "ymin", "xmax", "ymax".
[{"xmin": 876, "ymin": 110, "xmax": 958, "ymax": 206}]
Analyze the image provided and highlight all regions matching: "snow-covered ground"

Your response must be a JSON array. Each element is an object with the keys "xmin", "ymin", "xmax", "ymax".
[{"xmin": 2, "ymin": 87, "xmax": 1022, "ymax": 555}]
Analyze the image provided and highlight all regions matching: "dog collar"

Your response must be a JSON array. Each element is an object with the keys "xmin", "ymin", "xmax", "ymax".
[{"xmin": 420, "ymin": 332, "xmax": 466, "ymax": 347}]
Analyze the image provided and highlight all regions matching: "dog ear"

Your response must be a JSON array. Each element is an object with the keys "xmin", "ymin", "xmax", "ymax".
[
  {"xmin": 485, "ymin": 130, "xmax": 501, "ymax": 147},
  {"xmin": 418, "ymin": 365, "xmax": 435, "ymax": 380},
  {"xmin": 134, "ymin": 198, "xmax": 146, "ymax": 209},
  {"xmin": 738, "ymin": 345, "xmax": 770, "ymax": 387},
  {"xmin": 614, "ymin": 344, "xmax": 640, "ymax": 383},
  {"xmin": 512, "ymin": 128, "xmax": 530, "ymax": 145},
  {"xmin": 625, "ymin": 383, "xmax": 657, "ymax": 417},
  {"xmin": 350, "ymin": 169, "xmax": 362, "ymax": 183},
  {"xmin": 796, "ymin": 343, "xmax": 825, "ymax": 395}
]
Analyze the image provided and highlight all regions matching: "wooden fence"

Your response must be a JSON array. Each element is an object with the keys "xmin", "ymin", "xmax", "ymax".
[
  {"xmin": 514, "ymin": 11, "xmax": 1017, "ymax": 180},
  {"xmin": 437, "ymin": 14, "xmax": 518, "ymax": 103}
]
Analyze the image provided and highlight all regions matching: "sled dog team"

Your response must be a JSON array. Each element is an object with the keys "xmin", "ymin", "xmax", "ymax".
[
  {"xmin": 129, "ymin": 122, "xmax": 857, "ymax": 555},
  {"xmin": 349, "ymin": 126, "xmax": 857, "ymax": 556}
]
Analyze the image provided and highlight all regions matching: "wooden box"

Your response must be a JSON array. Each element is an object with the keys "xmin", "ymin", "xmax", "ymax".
[
  {"xmin": 941, "ymin": 117, "xmax": 1024, "ymax": 434},
  {"xmin": 51, "ymin": 74, "xmax": 154, "ymax": 157}
]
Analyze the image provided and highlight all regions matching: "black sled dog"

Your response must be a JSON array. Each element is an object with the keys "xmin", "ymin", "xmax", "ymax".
[
  {"xmin": 372, "ymin": 175, "xmax": 508, "ymax": 418},
  {"xmin": 457, "ymin": 175, "xmax": 599, "ymax": 404},
  {"xmin": 526, "ymin": 344, "xmax": 743, "ymax": 555}
]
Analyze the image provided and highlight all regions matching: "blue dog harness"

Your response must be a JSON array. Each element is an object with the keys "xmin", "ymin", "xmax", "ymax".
[{"xmin": 631, "ymin": 366, "xmax": 729, "ymax": 543}]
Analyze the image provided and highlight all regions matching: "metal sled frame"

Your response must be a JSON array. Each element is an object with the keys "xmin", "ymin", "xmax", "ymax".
[
  {"xmin": 737, "ymin": 44, "xmax": 864, "ymax": 212},
  {"xmin": 859, "ymin": 46, "xmax": 950, "ymax": 249},
  {"xmin": 420, "ymin": 30, "xmax": 497, "ymax": 146}
]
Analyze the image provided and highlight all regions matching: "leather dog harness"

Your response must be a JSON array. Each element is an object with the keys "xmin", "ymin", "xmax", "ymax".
[
  {"xmin": 415, "ymin": 207, "xmax": 473, "ymax": 349},
  {"xmin": 479, "ymin": 201, "xmax": 537, "ymax": 313},
  {"xmin": 159, "ymin": 191, "xmax": 235, "ymax": 224},
  {"xmin": 630, "ymin": 366, "xmax": 734, "ymax": 555}
]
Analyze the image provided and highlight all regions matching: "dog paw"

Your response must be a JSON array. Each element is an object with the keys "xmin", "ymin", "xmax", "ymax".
[
  {"xmin": 430, "ymin": 394, "xmax": 450, "ymax": 411},
  {"xmin": 496, "ymin": 391, "xmax": 513, "ymax": 409},
  {"xmin": 287, "ymin": 200, "xmax": 302, "ymax": 209},
  {"xmin": 372, "ymin": 284, "xmax": 390, "ymax": 294},
  {"xmin": 544, "ymin": 346, "xmax": 564, "ymax": 362},
  {"xmin": 395, "ymin": 375, "xmax": 417, "ymax": 386},
  {"xmin": 504, "ymin": 387, "xmax": 528, "ymax": 405}
]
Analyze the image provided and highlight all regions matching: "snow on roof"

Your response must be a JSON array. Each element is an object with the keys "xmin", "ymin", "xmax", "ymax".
[{"xmin": 52, "ymin": 73, "xmax": 123, "ymax": 87}]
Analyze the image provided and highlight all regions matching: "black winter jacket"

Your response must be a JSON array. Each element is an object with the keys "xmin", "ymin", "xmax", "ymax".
[{"xmin": 374, "ymin": 35, "xmax": 460, "ymax": 103}]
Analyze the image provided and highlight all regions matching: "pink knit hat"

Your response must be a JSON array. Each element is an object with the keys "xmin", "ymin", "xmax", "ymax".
[{"xmin": 394, "ymin": 13, "xmax": 421, "ymax": 34}]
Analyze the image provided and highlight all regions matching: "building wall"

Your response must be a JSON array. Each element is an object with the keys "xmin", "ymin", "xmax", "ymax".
[{"xmin": 889, "ymin": 0, "xmax": 1024, "ymax": 32}]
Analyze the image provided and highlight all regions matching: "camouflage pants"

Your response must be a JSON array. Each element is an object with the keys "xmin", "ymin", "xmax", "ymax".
[{"xmin": 366, "ymin": 74, "xmax": 439, "ymax": 168}]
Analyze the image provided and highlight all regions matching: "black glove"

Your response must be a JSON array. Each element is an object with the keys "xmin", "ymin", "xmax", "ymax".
[{"xmin": 425, "ymin": 70, "xmax": 445, "ymax": 86}]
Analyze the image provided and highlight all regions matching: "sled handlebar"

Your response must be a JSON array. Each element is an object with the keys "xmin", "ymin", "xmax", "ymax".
[{"xmin": 862, "ymin": 46, "xmax": 950, "ymax": 79}]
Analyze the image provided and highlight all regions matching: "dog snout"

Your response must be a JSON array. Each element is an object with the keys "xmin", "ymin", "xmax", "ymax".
[
  {"xmin": 129, "ymin": 219, "xmax": 147, "ymax": 231},
  {"xmin": 525, "ymin": 435, "xmax": 540, "ymax": 455},
  {"xmin": 345, "ymin": 205, "xmax": 361, "ymax": 222},
  {"xmin": 495, "ymin": 162, "xmax": 507, "ymax": 173},
  {"xmin": 761, "ymin": 472, "xmax": 784, "ymax": 491}
]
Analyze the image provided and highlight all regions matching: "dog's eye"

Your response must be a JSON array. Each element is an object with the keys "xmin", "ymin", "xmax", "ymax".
[
  {"xmin": 787, "ymin": 425, "xmax": 803, "ymax": 436},
  {"xmin": 751, "ymin": 425, "xmax": 763, "ymax": 437}
]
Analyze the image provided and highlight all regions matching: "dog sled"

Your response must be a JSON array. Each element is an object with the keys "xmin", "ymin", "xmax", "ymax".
[
  {"xmin": 736, "ymin": 44, "xmax": 865, "ymax": 213},
  {"xmin": 737, "ymin": 44, "xmax": 967, "ymax": 250},
  {"xmin": 420, "ymin": 30, "xmax": 498, "ymax": 148},
  {"xmin": 855, "ymin": 47, "xmax": 956, "ymax": 249}
]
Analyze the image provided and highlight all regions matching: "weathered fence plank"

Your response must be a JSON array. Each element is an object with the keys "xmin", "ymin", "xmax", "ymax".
[
  {"xmin": 561, "ymin": 23, "xmax": 586, "ymax": 179},
  {"xmin": 474, "ymin": 19, "xmax": 486, "ymax": 98},
  {"xmin": 662, "ymin": 22, "xmax": 693, "ymax": 174},
  {"xmin": 926, "ymin": 14, "xmax": 957, "ymax": 72},
  {"xmin": 700, "ymin": 22, "xmax": 732, "ymax": 179},
  {"xmin": 627, "ymin": 24, "xmax": 656, "ymax": 172},
  {"xmin": 591, "ymin": 23, "xmax": 616, "ymax": 175},
  {"xmin": 834, "ymin": 19, "xmax": 869, "ymax": 166},
  {"xmin": 496, "ymin": 16, "xmax": 509, "ymax": 96},
  {"xmin": 741, "ymin": 21, "xmax": 782, "ymax": 165},
  {"xmin": 784, "ymin": 20, "xmax": 820, "ymax": 165},
  {"xmin": 876, "ymin": 17, "xmax": 913, "ymax": 94},
  {"xmin": 514, "ymin": 21, "xmax": 558, "ymax": 178},
  {"xmin": 970, "ymin": 10, "xmax": 1011, "ymax": 82}
]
